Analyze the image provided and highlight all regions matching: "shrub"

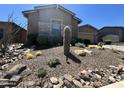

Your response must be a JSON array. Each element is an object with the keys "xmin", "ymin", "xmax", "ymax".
[
  {"xmin": 98, "ymin": 42, "xmax": 104, "ymax": 47},
  {"xmin": 104, "ymin": 40, "xmax": 112, "ymax": 45},
  {"xmin": 119, "ymin": 55, "xmax": 124, "ymax": 60},
  {"xmin": 112, "ymin": 48, "xmax": 119, "ymax": 54},
  {"xmin": 37, "ymin": 35, "xmax": 49, "ymax": 46},
  {"xmin": 25, "ymin": 34, "xmax": 38, "ymax": 46},
  {"xmin": 48, "ymin": 58, "xmax": 60, "ymax": 67},
  {"xmin": 88, "ymin": 45, "xmax": 97, "ymax": 49},
  {"xmin": 37, "ymin": 68, "xmax": 47, "ymax": 78},
  {"xmin": 26, "ymin": 53, "xmax": 34, "ymax": 59},
  {"xmin": 75, "ymin": 42, "xmax": 86, "ymax": 48},
  {"xmin": 35, "ymin": 51, "xmax": 42, "ymax": 57},
  {"xmin": 71, "ymin": 38, "xmax": 83, "ymax": 46}
]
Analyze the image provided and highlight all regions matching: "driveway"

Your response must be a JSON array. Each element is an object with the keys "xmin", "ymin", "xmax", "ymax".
[{"xmin": 103, "ymin": 45, "xmax": 124, "ymax": 52}]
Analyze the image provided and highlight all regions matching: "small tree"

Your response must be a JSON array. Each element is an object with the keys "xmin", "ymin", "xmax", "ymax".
[{"xmin": 0, "ymin": 12, "xmax": 26, "ymax": 55}]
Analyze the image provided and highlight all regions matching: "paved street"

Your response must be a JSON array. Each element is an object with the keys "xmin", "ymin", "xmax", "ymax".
[{"xmin": 103, "ymin": 45, "xmax": 124, "ymax": 52}]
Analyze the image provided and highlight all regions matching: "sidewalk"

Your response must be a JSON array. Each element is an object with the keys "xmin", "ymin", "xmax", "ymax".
[{"xmin": 103, "ymin": 45, "xmax": 124, "ymax": 52}]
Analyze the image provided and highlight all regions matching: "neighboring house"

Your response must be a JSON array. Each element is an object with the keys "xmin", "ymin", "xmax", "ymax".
[
  {"xmin": 99, "ymin": 26, "xmax": 124, "ymax": 43},
  {"xmin": 22, "ymin": 4, "xmax": 82, "ymax": 43},
  {"xmin": 78, "ymin": 24, "xmax": 99, "ymax": 44},
  {"xmin": 0, "ymin": 21, "xmax": 27, "ymax": 43}
]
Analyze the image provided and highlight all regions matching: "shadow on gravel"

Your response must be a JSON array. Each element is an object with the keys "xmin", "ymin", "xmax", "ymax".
[{"xmin": 68, "ymin": 52, "xmax": 81, "ymax": 64}]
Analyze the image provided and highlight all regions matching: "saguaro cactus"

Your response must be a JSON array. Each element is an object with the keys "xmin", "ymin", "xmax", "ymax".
[{"xmin": 63, "ymin": 26, "xmax": 72, "ymax": 61}]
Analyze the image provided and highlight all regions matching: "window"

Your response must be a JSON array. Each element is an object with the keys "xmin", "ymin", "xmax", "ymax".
[
  {"xmin": 51, "ymin": 20, "xmax": 61, "ymax": 37},
  {"xmin": 0, "ymin": 28, "xmax": 4, "ymax": 39}
]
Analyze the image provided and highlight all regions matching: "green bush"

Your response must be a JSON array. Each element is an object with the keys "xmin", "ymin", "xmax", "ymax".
[
  {"xmin": 37, "ymin": 35, "xmax": 49, "ymax": 46},
  {"xmin": 71, "ymin": 38, "xmax": 84, "ymax": 46},
  {"xmin": 97, "ymin": 42, "xmax": 104, "ymax": 47},
  {"xmin": 104, "ymin": 40, "xmax": 112, "ymax": 45},
  {"xmin": 48, "ymin": 58, "xmax": 60, "ymax": 67},
  {"xmin": 37, "ymin": 68, "xmax": 47, "ymax": 78},
  {"xmin": 119, "ymin": 55, "xmax": 124, "ymax": 60},
  {"xmin": 75, "ymin": 42, "xmax": 86, "ymax": 48}
]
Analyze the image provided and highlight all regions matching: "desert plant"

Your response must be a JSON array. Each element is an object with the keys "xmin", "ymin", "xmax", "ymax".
[
  {"xmin": 48, "ymin": 58, "xmax": 60, "ymax": 67},
  {"xmin": 88, "ymin": 45, "xmax": 98, "ymax": 49},
  {"xmin": 63, "ymin": 26, "xmax": 71, "ymax": 61},
  {"xmin": 37, "ymin": 68, "xmax": 47, "ymax": 78},
  {"xmin": 25, "ymin": 34, "xmax": 38, "ymax": 46},
  {"xmin": 35, "ymin": 51, "xmax": 42, "ymax": 57},
  {"xmin": 26, "ymin": 53, "xmax": 34, "ymax": 59},
  {"xmin": 75, "ymin": 42, "xmax": 86, "ymax": 48},
  {"xmin": 37, "ymin": 35, "xmax": 49, "ymax": 46},
  {"xmin": 98, "ymin": 42, "xmax": 104, "ymax": 47},
  {"xmin": 119, "ymin": 55, "xmax": 124, "ymax": 60}
]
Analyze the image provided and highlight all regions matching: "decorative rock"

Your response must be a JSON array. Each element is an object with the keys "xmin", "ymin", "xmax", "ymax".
[
  {"xmin": 25, "ymin": 81, "xmax": 36, "ymax": 88},
  {"xmin": 63, "ymin": 79, "xmax": 73, "ymax": 88},
  {"xmin": 20, "ymin": 68, "xmax": 32, "ymax": 77},
  {"xmin": 74, "ymin": 50, "xmax": 86, "ymax": 56},
  {"xmin": 72, "ymin": 79, "xmax": 83, "ymax": 88},
  {"xmin": 43, "ymin": 82, "xmax": 53, "ymax": 88},
  {"xmin": 50, "ymin": 77, "xmax": 59, "ymax": 84},
  {"xmin": 53, "ymin": 78, "xmax": 64, "ymax": 88},
  {"xmin": 94, "ymin": 74, "xmax": 102, "ymax": 80},
  {"xmin": 10, "ymin": 75, "xmax": 22, "ymax": 83},
  {"xmin": 93, "ymin": 81, "xmax": 103, "ymax": 88},
  {"xmin": 80, "ymin": 70, "xmax": 87, "ymax": 75},
  {"xmin": 1, "ymin": 64, "xmax": 9, "ymax": 70},
  {"xmin": 4, "ymin": 64, "xmax": 27, "ymax": 79},
  {"xmin": 64, "ymin": 74, "xmax": 73, "ymax": 82},
  {"xmin": 80, "ymin": 79, "xmax": 85, "ymax": 85},
  {"xmin": 0, "ymin": 79, "xmax": 17, "ymax": 87},
  {"xmin": 108, "ymin": 76, "xmax": 116, "ymax": 83},
  {"xmin": 78, "ymin": 70, "xmax": 90, "ymax": 81},
  {"xmin": 121, "ymin": 74, "xmax": 124, "ymax": 80},
  {"xmin": 83, "ymin": 49, "xmax": 92, "ymax": 55},
  {"xmin": 115, "ymin": 75, "xmax": 121, "ymax": 82}
]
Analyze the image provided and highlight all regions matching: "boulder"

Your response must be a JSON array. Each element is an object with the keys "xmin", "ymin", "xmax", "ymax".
[
  {"xmin": 50, "ymin": 77, "xmax": 59, "ymax": 84},
  {"xmin": 4, "ymin": 64, "xmax": 27, "ymax": 79},
  {"xmin": 74, "ymin": 50, "xmax": 86, "ymax": 56},
  {"xmin": 53, "ymin": 78, "xmax": 64, "ymax": 88},
  {"xmin": 24, "ymin": 81, "xmax": 36, "ymax": 88},
  {"xmin": 80, "ymin": 79, "xmax": 85, "ymax": 85},
  {"xmin": 63, "ymin": 79, "xmax": 73, "ymax": 88},
  {"xmin": 72, "ymin": 79, "xmax": 83, "ymax": 88},
  {"xmin": 93, "ymin": 81, "xmax": 103, "ymax": 88},
  {"xmin": 94, "ymin": 74, "xmax": 102, "ymax": 80},
  {"xmin": 43, "ymin": 82, "xmax": 53, "ymax": 88},
  {"xmin": 108, "ymin": 76, "xmax": 116, "ymax": 83},
  {"xmin": 10, "ymin": 75, "xmax": 22, "ymax": 83},
  {"xmin": 64, "ymin": 74, "xmax": 73, "ymax": 82},
  {"xmin": 0, "ymin": 79, "xmax": 17, "ymax": 87},
  {"xmin": 83, "ymin": 49, "xmax": 92, "ymax": 55}
]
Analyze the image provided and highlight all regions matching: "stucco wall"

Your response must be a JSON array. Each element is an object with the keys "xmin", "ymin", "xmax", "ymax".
[
  {"xmin": 72, "ymin": 18, "xmax": 79, "ymax": 39},
  {"xmin": 37, "ymin": 7, "xmax": 72, "ymax": 36},
  {"xmin": 100, "ymin": 28, "xmax": 124, "ymax": 42},
  {"xmin": 28, "ymin": 11, "xmax": 39, "ymax": 35}
]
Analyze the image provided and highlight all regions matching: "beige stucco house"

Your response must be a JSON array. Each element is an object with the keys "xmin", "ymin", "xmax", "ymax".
[
  {"xmin": 22, "ymin": 4, "xmax": 81, "ymax": 44},
  {"xmin": 78, "ymin": 24, "xmax": 99, "ymax": 44}
]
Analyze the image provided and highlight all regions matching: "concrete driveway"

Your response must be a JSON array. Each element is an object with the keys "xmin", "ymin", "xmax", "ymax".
[{"xmin": 103, "ymin": 45, "xmax": 124, "ymax": 52}]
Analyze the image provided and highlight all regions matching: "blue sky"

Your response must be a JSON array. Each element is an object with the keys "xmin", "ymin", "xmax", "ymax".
[{"xmin": 0, "ymin": 4, "xmax": 124, "ymax": 29}]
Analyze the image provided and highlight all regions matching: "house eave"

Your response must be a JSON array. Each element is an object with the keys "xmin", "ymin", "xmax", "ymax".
[{"xmin": 34, "ymin": 4, "xmax": 76, "ymax": 16}]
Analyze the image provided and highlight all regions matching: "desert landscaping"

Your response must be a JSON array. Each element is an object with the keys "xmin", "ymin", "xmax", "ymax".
[
  {"xmin": 1, "ymin": 4, "xmax": 124, "ymax": 88},
  {"xmin": 1, "ymin": 42, "xmax": 124, "ymax": 88}
]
